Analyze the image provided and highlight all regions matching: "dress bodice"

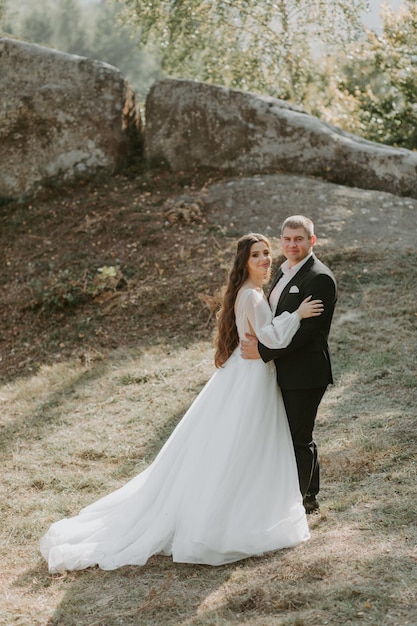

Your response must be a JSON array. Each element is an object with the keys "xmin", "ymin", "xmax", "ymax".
[{"xmin": 234, "ymin": 286, "xmax": 301, "ymax": 349}]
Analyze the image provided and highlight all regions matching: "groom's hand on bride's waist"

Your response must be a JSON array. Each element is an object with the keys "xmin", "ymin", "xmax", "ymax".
[{"xmin": 241, "ymin": 334, "xmax": 261, "ymax": 359}]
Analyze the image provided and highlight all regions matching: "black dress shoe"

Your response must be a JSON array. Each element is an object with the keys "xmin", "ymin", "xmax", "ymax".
[{"xmin": 303, "ymin": 494, "xmax": 319, "ymax": 514}]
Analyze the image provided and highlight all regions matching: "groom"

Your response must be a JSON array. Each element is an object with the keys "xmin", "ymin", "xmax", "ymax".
[{"xmin": 241, "ymin": 215, "xmax": 337, "ymax": 513}]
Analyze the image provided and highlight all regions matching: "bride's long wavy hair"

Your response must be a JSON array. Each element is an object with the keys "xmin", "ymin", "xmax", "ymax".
[{"xmin": 214, "ymin": 233, "xmax": 271, "ymax": 368}]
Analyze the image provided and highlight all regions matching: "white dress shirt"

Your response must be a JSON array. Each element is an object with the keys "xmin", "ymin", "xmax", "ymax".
[{"xmin": 269, "ymin": 253, "xmax": 313, "ymax": 314}]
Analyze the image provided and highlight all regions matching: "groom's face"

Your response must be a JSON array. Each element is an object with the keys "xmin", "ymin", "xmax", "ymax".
[{"xmin": 281, "ymin": 227, "xmax": 316, "ymax": 267}]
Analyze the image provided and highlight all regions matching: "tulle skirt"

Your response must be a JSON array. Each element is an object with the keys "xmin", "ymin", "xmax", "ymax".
[{"xmin": 40, "ymin": 350, "xmax": 309, "ymax": 572}]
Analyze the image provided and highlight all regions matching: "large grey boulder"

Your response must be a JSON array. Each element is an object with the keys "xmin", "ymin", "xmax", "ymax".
[
  {"xmin": 145, "ymin": 78, "xmax": 417, "ymax": 199},
  {"xmin": 0, "ymin": 37, "xmax": 142, "ymax": 200}
]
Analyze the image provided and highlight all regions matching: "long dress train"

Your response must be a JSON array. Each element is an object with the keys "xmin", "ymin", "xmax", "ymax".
[{"xmin": 40, "ymin": 286, "xmax": 310, "ymax": 572}]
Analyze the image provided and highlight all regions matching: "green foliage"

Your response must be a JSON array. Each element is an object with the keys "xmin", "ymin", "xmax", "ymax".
[
  {"xmin": 29, "ymin": 268, "xmax": 91, "ymax": 311},
  {"xmin": 29, "ymin": 265, "xmax": 126, "ymax": 312},
  {"xmin": 122, "ymin": 0, "xmax": 368, "ymax": 103},
  {"xmin": 5, "ymin": 0, "xmax": 417, "ymax": 149},
  {"xmin": 54, "ymin": 0, "xmax": 89, "ymax": 55},
  {"xmin": 314, "ymin": 1, "xmax": 417, "ymax": 149},
  {"xmin": 2, "ymin": 0, "xmax": 161, "ymax": 99},
  {"xmin": 353, "ymin": 1, "xmax": 417, "ymax": 149}
]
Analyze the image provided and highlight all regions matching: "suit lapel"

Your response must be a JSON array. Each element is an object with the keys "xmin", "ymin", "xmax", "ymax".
[{"xmin": 277, "ymin": 255, "xmax": 315, "ymax": 306}]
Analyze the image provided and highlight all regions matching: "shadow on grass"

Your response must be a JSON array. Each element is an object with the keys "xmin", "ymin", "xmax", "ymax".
[
  {"xmin": 15, "ymin": 557, "xmax": 236, "ymax": 626},
  {"xmin": 13, "ymin": 548, "xmax": 417, "ymax": 625},
  {"xmin": 0, "ymin": 324, "xmax": 212, "ymax": 462},
  {"xmin": 0, "ymin": 359, "xmax": 112, "ymax": 455}
]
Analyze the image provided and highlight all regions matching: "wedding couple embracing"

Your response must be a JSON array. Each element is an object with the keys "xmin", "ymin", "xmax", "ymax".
[{"xmin": 40, "ymin": 214, "xmax": 337, "ymax": 573}]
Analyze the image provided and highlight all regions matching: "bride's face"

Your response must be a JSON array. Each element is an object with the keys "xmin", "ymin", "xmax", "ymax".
[{"xmin": 247, "ymin": 241, "xmax": 272, "ymax": 283}]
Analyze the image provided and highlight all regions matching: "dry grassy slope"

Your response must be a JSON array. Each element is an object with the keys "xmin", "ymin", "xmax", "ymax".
[{"xmin": 0, "ymin": 168, "xmax": 416, "ymax": 626}]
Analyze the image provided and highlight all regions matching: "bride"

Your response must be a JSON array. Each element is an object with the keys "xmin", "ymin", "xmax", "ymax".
[{"xmin": 40, "ymin": 233, "xmax": 323, "ymax": 573}]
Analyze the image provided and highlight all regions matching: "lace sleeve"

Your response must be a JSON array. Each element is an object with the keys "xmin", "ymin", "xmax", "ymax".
[{"xmin": 243, "ymin": 289, "xmax": 301, "ymax": 349}]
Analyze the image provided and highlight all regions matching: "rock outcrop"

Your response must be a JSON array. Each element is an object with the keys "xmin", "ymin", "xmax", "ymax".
[
  {"xmin": 145, "ymin": 79, "xmax": 417, "ymax": 199},
  {"xmin": 0, "ymin": 37, "xmax": 142, "ymax": 200}
]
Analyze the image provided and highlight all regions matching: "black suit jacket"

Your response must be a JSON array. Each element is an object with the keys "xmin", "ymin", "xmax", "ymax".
[{"xmin": 259, "ymin": 254, "xmax": 337, "ymax": 390}]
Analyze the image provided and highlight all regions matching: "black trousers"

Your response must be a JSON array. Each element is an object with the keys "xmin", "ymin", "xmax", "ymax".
[{"xmin": 281, "ymin": 386, "xmax": 327, "ymax": 498}]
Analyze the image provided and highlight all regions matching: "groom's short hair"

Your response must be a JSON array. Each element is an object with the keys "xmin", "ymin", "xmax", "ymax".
[{"xmin": 281, "ymin": 215, "xmax": 314, "ymax": 238}]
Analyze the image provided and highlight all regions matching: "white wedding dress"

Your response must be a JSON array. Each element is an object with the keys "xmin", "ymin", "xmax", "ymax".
[{"xmin": 40, "ymin": 287, "xmax": 310, "ymax": 573}]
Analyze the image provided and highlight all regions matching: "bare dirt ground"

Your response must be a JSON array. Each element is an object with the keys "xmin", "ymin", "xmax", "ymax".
[{"xmin": 1, "ymin": 168, "xmax": 415, "ymax": 383}]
